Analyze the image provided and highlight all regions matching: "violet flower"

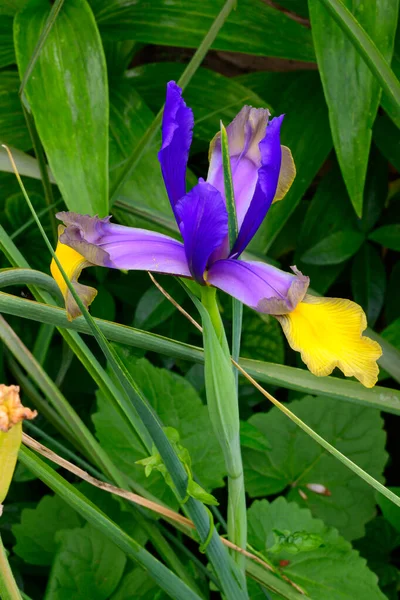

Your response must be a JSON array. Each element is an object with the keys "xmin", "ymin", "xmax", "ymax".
[{"xmin": 51, "ymin": 81, "xmax": 381, "ymax": 388}]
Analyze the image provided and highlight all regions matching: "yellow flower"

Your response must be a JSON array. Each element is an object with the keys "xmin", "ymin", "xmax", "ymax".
[{"xmin": 276, "ymin": 295, "xmax": 382, "ymax": 388}]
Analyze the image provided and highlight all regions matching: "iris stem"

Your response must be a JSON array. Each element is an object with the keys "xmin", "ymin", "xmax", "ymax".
[
  {"xmin": 200, "ymin": 286, "xmax": 247, "ymax": 578},
  {"xmin": 0, "ymin": 535, "xmax": 22, "ymax": 600}
]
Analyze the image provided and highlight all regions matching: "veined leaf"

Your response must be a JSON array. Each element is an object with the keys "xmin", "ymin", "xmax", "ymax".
[
  {"xmin": 0, "ymin": 72, "xmax": 31, "ymax": 150},
  {"xmin": 0, "ymin": 16, "xmax": 15, "ymax": 68},
  {"xmin": 91, "ymin": 0, "xmax": 316, "ymax": 61},
  {"xmin": 14, "ymin": 0, "xmax": 109, "ymax": 216},
  {"xmin": 243, "ymin": 396, "xmax": 387, "ymax": 540},
  {"xmin": 308, "ymin": 0, "xmax": 399, "ymax": 216}
]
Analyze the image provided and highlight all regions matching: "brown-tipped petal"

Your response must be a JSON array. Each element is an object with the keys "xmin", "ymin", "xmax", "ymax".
[{"xmin": 0, "ymin": 385, "xmax": 37, "ymax": 432}]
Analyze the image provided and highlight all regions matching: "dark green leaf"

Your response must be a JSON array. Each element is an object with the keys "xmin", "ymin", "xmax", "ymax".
[
  {"xmin": 12, "ymin": 494, "xmax": 83, "ymax": 566},
  {"xmin": 301, "ymin": 230, "xmax": 365, "ymax": 265},
  {"xmin": 247, "ymin": 497, "xmax": 386, "ymax": 600},
  {"xmin": 236, "ymin": 71, "xmax": 332, "ymax": 252},
  {"xmin": 385, "ymin": 261, "xmax": 400, "ymax": 324},
  {"xmin": 359, "ymin": 143, "xmax": 388, "ymax": 233},
  {"xmin": 45, "ymin": 523, "xmax": 126, "ymax": 600},
  {"xmin": 111, "ymin": 567, "xmax": 169, "ymax": 600},
  {"xmin": 377, "ymin": 487, "xmax": 400, "ymax": 533},
  {"xmin": 351, "ymin": 243, "xmax": 386, "ymax": 327},
  {"xmin": 308, "ymin": 0, "xmax": 398, "ymax": 216},
  {"xmin": 0, "ymin": 72, "xmax": 31, "ymax": 150},
  {"xmin": 0, "ymin": 16, "xmax": 15, "ymax": 68},
  {"xmin": 240, "ymin": 309, "xmax": 285, "ymax": 365},
  {"xmin": 134, "ymin": 282, "xmax": 185, "ymax": 331},
  {"xmin": 243, "ymin": 396, "xmax": 387, "ymax": 539},
  {"xmin": 369, "ymin": 224, "xmax": 400, "ymax": 250},
  {"xmin": 373, "ymin": 113, "xmax": 400, "ymax": 172},
  {"xmin": 14, "ymin": 0, "xmax": 109, "ymax": 215},
  {"xmin": 92, "ymin": 0, "xmax": 315, "ymax": 61}
]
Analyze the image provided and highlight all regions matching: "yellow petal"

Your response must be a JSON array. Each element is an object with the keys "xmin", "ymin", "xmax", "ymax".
[
  {"xmin": 276, "ymin": 295, "xmax": 382, "ymax": 387},
  {"xmin": 273, "ymin": 145, "xmax": 296, "ymax": 203},
  {"xmin": 50, "ymin": 225, "xmax": 97, "ymax": 321}
]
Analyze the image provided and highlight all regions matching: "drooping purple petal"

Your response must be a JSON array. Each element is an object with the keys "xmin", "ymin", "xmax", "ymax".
[
  {"xmin": 230, "ymin": 115, "xmax": 284, "ymax": 259},
  {"xmin": 206, "ymin": 258, "xmax": 309, "ymax": 314},
  {"xmin": 158, "ymin": 81, "xmax": 194, "ymax": 219},
  {"xmin": 207, "ymin": 106, "xmax": 270, "ymax": 231},
  {"xmin": 56, "ymin": 212, "xmax": 191, "ymax": 277},
  {"xmin": 175, "ymin": 180, "xmax": 228, "ymax": 283}
]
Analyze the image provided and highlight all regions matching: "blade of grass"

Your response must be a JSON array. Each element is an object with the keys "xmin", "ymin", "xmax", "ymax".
[
  {"xmin": 0, "ymin": 535, "xmax": 22, "ymax": 600},
  {"xmin": 2, "ymin": 289, "xmax": 400, "ymax": 415},
  {"xmin": 18, "ymin": 446, "xmax": 204, "ymax": 600},
  {"xmin": 32, "ymin": 323, "xmax": 54, "ymax": 365},
  {"xmin": 4, "ymin": 145, "xmax": 248, "ymax": 600},
  {"xmin": 315, "ymin": 0, "xmax": 400, "ymax": 127},
  {"xmin": 109, "ymin": 0, "xmax": 237, "ymax": 201}
]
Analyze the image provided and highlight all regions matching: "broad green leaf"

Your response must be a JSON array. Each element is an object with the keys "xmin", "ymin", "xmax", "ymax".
[
  {"xmin": 45, "ymin": 523, "xmax": 126, "ymax": 600},
  {"xmin": 247, "ymin": 497, "xmax": 386, "ymax": 600},
  {"xmin": 243, "ymin": 395, "xmax": 387, "ymax": 539},
  {"xmin": 308, "ymin": 0, "xmax": 398, "ymax": 216},
  {"xmin": 235, "ymin": 71, "xmax": 332, "ymax": 252},
  {"xmin": 109, "ymin": 79, "xmax": 170, "ymax": 223},
  {"xmin": 125, "ymin": 64, "xmax": 267, "ymax": 144},
  {"xmin": 377, "ymin": 487, "xmax": 400, "ymax": 533},
  {"xmin": 351, "ymin": 243, "xmax": 386, "ymax": 327},
  {"xmin": 0, "ymin": 16, "xmax": 15, "ymax": 68},
  {"xmin": 12, "ymin": 494, "xmax": 82, "ymax": 566},
  {"xmin": 91, "ymin": 0, "xmax": 315, "ymax": 61},
  {"xmin": 93, "ymin": 355, "xmax": 226, "ymax": 507},
  {"xmin": 385, "ymin": 261, "xmax": 400, "ymax": 324},
  {"xmin": 373, "ymin": 113, "xmax": 400, "ymax": 172},
  {"xmin": 301, "ymin": 230, "xmax": 365, "ymax": 265},
  {"xmin": 369, "ymin": 224, "xmax": 400, "ymax": 251},
  {"xmin": 354, "ymin": 517, "xmax": 400, "ymax": 600},
  {"xmin": 295, "ymin": 163, "xmax": 357, "ymax": 293},
  {"xmin": 14, "ymin": 0, "xmax": 109, "ymax": 216},
  {"xmin": 0, "ymin": 0, "xmax": 28, "ymax": 15},
  {"xmin": 111, "ymin": 567, "xmax": 168, "ymax": 600},
  {"xmin": 0, "ymin": 72, "xmax": 31, "ymax": 150}
]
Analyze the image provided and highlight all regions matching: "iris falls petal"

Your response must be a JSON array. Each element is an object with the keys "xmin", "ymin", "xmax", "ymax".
[
  {"xmin": 175, "ymin": 181, "xmax": 228, "ymax": 283},
  {"xmin": 206, "ymin": 259, "xmax": 309, "ymax": 313},
  {"xmin": 276, "ymin": 295, "xmax": 382, "ymax": 387},
  {"xmin": 158, "ymin": 81, "xmax": 194, "ymax": 218}
]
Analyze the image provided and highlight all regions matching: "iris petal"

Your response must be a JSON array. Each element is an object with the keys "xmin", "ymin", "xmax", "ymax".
[
  {"xmin": 206, "ymin": 259, "xmax": 309, "ymax": 313},
  {"xmin": 276, "ymin": 295, "xmax": 382, "ymax": 387},
  {"xmin": 158, "ymin": 81, "xmax": 194, "ymax": 219},
  {"xmin": 273, "ymin": 145, "xmax": 296, "ymax": 203},
  {"xmin": 175, "ymin": 180, "xmax": 228, "ymax": 283},
  {"xmin": 231, "ymin": 115, "xmax": 284, "ymax": 258}
]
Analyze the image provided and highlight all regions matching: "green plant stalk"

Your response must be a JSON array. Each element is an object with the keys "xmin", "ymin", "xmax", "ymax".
[
  {"xmin": 0, "ymin": 535, "xmax": 22, "ymax": 600},
  {"xmin": 200, "ymin": 286, "xmax": 247, "ymax": 577},
  {"xmin": 109, "ymin": 0, "xmax": 237, "ymax": 201},
  {"xmin": 18, "ymin": 446, "xmax": 203, "ymax": 600},
  {"xmin": 32, "ymin": 322, "xmax": 54, "ymax": 365},
  {"xmin": 5, "ymin": 148, "xmax": 247, "ymax": 599},
  {"xmin": 315, "ymin": 0, "xmax": 400, "ymax": 127}
]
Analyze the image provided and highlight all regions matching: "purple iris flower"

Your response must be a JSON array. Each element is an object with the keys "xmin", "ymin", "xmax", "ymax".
[{"xmin": 53, "ymin": 81, "xmax": 308, "ymax": 318}]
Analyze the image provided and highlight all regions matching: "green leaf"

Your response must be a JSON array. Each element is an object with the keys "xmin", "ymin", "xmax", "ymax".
[
  {"xmin": 301, "ymin": 230, "xmax": 365, "ymax": 265},
  {"xmin": 377, "ymin": 487, "xmax": 400, "ymax": 533},
  {"xmin": 373, "ymin": 113, "xmax": 400, "ymax": 172},
  {"xmin": 0, "ymin": 72, "xmax": 31, "ymax": 150},
  {"xmin": 111, "ymin": 567, "xmax": 168, "ymax": 600},
  {"xmin": 93, "ymin": 355, "xmax": 226, "ymax": 506},
  {"xmin": 0, "ymin": 17, "xmax": 15, "ymax": 68},
  {"xmin": 134, "ymin": 283, "xmax": 184, "ymax": 331},
  {"xmin": 243, "ymin": 396, "xmax": 387, "ymax": 540},
  {"xmin": 220, "ymin": 120, "xmax": 238, "ymax": 249},
  {"xmin": 92, "ymin": 0, "xmax": 315, "ymax": 61},
  {"xmin": 240, "ymin": 310, "xmax": 284, "ymax": 365},
  {"xmin": 14, "ymin": 0, "xmax": 109, "ymax": 215},
  {"xmin": 235, "ymin": 71, "xmax": 332, "ymax": 252},
  {"xmin": 109, "ymin": 79, "xmax": 170, "ymax": 222},
  {"xmin": 45, "ymin": 523, "xmax": 126, "ymax": 600},
  {"xmin": 125, "ymin": 64, "xmax": 268, "ymax": 145},
  {"xmin": 351, "ymin": 243, "xmax": 386, "ymax": 327},
  {"xmin": 240, "ymin": 421, "xmax": 271, "ymax": 452},
  {"xmin": 369, "ymin": 224, "xmax": 400, "ymax": 251},
  {"xmin": 385, "ymin": 261, "xmax": 400, "ymax": 324},
  {"xmin": 12, "ymin": 494, "xmax": 82, "ymax": 566},
  {"xmin": 247, "ymin": 497, "xmax": 386, "ymax": 600},
  {"xmin": 308, "ymin": 0, "xmax": 398, "ymax": 216}
]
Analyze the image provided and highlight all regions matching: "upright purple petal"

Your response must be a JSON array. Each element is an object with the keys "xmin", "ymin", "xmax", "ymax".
[
  {"xmin": 175, "ymin": 180, "xmax": 228, "ymax": 283},
  {"xmin": 56, "ymin": 211, "xmax": 191, "ymax": 277},
  {"xmin": 230, "ymin": 115, "xmax": 284, "ymax": 259},
  {"xmin": 158, "ymin": 82, "xmax": 194, "ymax": 219},
  {"xmin": 206, "ymin": 258, "xmax": 309, "ymax": 314}
]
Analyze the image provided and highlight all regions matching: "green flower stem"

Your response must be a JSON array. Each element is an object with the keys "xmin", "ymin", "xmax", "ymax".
[
  {"xmin": 0, "ymin": 535, "xmax": 22, "ymax": 600},
  {"xmin": 200, "ymin": 286, "xmax": 247, "ymax": 576}
]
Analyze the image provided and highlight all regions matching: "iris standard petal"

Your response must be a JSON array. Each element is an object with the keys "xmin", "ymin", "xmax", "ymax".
[
  {"xmin": 276, "ymin": 295, "xmax": 382, "ymax": 388},
  {"xmin": 206, "ymin": 259, "xmax": 309, "ymax": 313},
  {"xmin": 273, "ymin": 145, "xmax": 296, "ymax": 203},
  {"xmin": 175, "ymin": 180, "xmax": 228, "ymax": 283},
  {"xmin": 158, "ymin": 81, "xmax": 194, "ymax": 217},
  {"xmin": 231, "ymin": 115, "xmax": 284, "ymax": 258},
  {"xmin": 207, "ymin": 106, "xmax": 270, "ymax": 230}
]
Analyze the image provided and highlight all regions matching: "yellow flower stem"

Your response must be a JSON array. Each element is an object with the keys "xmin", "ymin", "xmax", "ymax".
[{"xmin": 0, "ymin": 534, "xmax": 22, "ymax": 600}]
